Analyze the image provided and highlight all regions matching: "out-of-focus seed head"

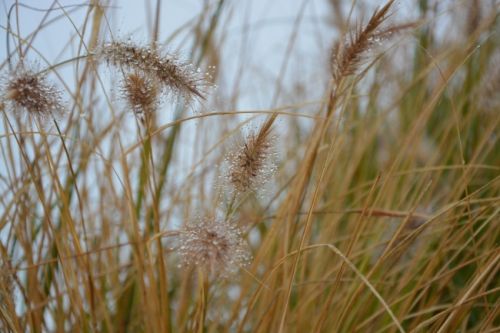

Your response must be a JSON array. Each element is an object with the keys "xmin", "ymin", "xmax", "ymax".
[
  {"xmin": 99, "ymin": 40, "xmax": 209, "ymax": 105},
  {"xmin": 226, "ymin": 123, "xmax": 276, "ymax": 196},
  {"xmin": 178, "ymin": 218, "xmax": 252, "ymax": 278},
  {"xmin": 121, "ymin": 73, "xmax": 159, "ymax": 124},
  {"xmin": 2, "ymin": 68, "xmax": 64, "ymax": 120}
]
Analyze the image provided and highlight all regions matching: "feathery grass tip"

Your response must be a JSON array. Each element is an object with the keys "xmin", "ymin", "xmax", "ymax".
[
  {"xmin": 2, "ymin": 67, "xmax": 64, "ymax": 120},
  {"xmin": 121, "ymin": 72, "xmax": 159, "ymax": 124},
  {"xmin": 330, "ymin": 0, "xmax": 414, "ymax": 81},
  {"xmin": 227, "ymin": 119, "xmax": 276, "ymax": 195},
  {"xmin": 178, "ymin": 218, "xmax": 251, "ymax": 277},
  {"xmin": 99, "ymin": 40, "xmax": 208, "ymax": 104}
]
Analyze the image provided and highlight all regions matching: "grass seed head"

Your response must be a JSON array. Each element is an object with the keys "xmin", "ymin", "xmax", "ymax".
[
  {"xmin": 227, "ymin": 121, "xmax": 276, "ymax": 196},
  {"xmin": 122, "ymin": 73, "xmax": 159, "ymax": 124},
  {"xmin": 330, "ymin": 0, "xmax": 414, "ymax": 82},
  {"xmin": 178, "ymin": 218, "xmax": 251, "ymax": 278},
  {"xmin": 99, "ymin": 40, "xmax": 209, "ymax": 104},
  {"xmin": 2, "ymin": 68, "xmax": 64, "ymax": 120}
]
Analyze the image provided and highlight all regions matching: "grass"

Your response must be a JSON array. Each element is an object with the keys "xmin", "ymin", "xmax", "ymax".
[{"xmin": 0, "ymin": 0, "xmax": 499, "ymax": 332}]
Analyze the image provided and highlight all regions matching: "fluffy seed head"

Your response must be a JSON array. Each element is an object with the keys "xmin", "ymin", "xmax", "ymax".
[
  {"xmin": 330, "ymin": 0, "xmax": 414, "ymax": 81},
  {"xmin": 178, "ymin": 218, "xmax": 251, "ymax": 277},
  {"xmin": 99, "ymin": 40, "xmax": 208, "ymax": 104},
  {"xmin": 122, "ymin": 73, "xmax": 159, "ymax": 124},
  {"xmin": 2, "ymin": 68, "xmax": 64, "ymax": 119},
  {"xmin": 227, "ymin": 121, "xmax": 276, "ymax": 195}
]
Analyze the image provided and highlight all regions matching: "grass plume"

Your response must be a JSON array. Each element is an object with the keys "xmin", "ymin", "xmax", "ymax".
[
  {"xmin": 330, "ymin": 0, "xmax": 413, "ymax": 81},
  {"xmin": 178, "ymin": 218, "xmax": 251, "ymax": 278},
  {"xmin": 121, "ymin": 72, "xmax": 159, "ymax": 124},
  {"xmin": 227, "ymin": 118, "xmax": 276, "ymax": 196},
  {"xmin": 2, "ymin": 67, "xmax": 64, "ymax": 120},
  {"xmin": 99, "ymin": 40, "xmax": 208, "ymax": 103}
]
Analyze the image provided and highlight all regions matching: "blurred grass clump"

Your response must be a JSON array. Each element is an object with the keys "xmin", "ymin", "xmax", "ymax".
[{"xmin": 0, "ymin": 0, "xmax": 499, "ymax": 332}]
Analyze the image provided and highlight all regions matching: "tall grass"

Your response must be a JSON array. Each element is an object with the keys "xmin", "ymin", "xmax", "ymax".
[{"xmin": 0, "ymin": 0, "xmax": 499, "ymax": 332}]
